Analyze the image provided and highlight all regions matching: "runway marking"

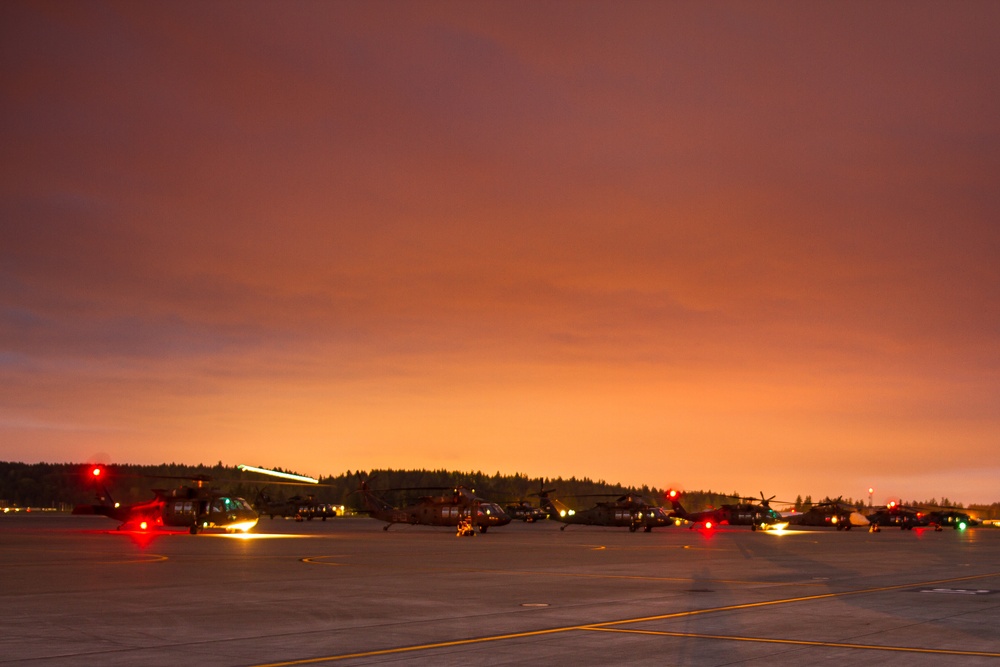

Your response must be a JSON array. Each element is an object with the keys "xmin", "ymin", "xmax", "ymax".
[
  {"xmin": 457, "ymin": 567, "xmax": 822, "ymax": 587},
  {"xmin": 301, "ymin": 556, "xmax": 345, "ymax": 566},
  {"xmin": 681, "ymin": 545, "xmax": 726, "ymax": 551},
  {"xmin": 246, "ymin": 570, "xmax": 1000, "ymax": 666},
  {"xmin": 591, "ymin": 570, "xmax": 1000, "ymax": 627},
  {"xmin": 109, "ymin": 553, "xmax": 168, "ymax": 564},
  {"xmin": 0, "ymin": 549, "xmax": 168, "ymax": 565},
  {"xmin": 249, "ymin": 627, "xmax": 582, "ymax": 666},
  {"xmin": 584, "ymin": 627, "xmax": 1000, "ymax": 658},
  {"xmin": 585, "ymin": 543, "xmax": 728, "ymax": 551}
]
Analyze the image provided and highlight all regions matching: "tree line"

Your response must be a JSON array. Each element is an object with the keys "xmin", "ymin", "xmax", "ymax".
[
  {"xmin": 2, "ymin": 461, "xmax": 997, "ymax": 519},
  {"xmin": 0, "ymin": 461, "xmax": 756, "ymax": 514}
]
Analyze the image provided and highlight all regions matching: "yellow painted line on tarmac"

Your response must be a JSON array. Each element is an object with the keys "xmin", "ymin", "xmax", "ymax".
[
  {"xmin": 592, "ymin": 570, "xmax": 1000, "ymax": 628},
  {"xmin": 83, "ymin": 553, "xmax": 168, "ymax": 564},
  {"xmin": 112, "ymin": 553, "xmax": 169, "ymax": 564},
  {"xmin": 248, "ymin": 626, "xmax": 583, "ymax": 666},
  {"xmin": 2, "ymin": 551, "xmax": 169, "ymax": 565},
  {"xmin": 584, "ymin": 627, "xmax": 1000, "ymax": 658},
  {"xmin": 245, "ymin": 570, "xmax": 1000, "ymax": 667}
]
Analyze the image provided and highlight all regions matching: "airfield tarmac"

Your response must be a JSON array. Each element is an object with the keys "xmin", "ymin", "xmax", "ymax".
[{"xmin": 1, "ymin": 514, "xmax": 998, "ymax": 666}]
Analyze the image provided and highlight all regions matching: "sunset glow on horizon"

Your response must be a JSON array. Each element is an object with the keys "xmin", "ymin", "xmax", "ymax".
[{"xmin": 3, "ymin": 3, "xmax": 999, "ymax": 504}]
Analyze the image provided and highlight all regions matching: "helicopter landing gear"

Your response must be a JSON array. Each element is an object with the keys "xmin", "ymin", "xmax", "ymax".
[{"xmin": 189, "ymin": 524, "xmax": 198, "ymax": 535}]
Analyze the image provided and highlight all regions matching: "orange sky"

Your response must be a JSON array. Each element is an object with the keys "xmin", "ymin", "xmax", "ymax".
[{"xmin": 2, "ymin": 2, "xmax": 999, "ymax": 505}]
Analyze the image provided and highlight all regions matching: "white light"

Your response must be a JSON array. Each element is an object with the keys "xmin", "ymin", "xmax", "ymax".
[
  {"xmin": 213, "ymin": 532, "xmax": 305, "ymax": 540},
  {"xmin": 226, "ymin": 519, "xmax": 259, "ymax": 532}
]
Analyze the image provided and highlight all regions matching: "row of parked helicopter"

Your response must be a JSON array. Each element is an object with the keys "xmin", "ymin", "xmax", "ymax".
[{"xmin": 72, "ymin": 464, "xmax": 978, "ymax": 536}]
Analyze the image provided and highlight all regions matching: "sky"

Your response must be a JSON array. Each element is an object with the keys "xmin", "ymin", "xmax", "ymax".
[{"xmin": 2, "ymin": 2, "xmax": 999, "ymax": 506}]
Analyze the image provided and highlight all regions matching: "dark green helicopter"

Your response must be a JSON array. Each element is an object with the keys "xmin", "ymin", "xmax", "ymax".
[
  {"xmin": 867, "ymin": 501, "xmax": 977, "ymax": 532},
  {"xmin": 920, "ymin": 509, "xmax": 977, "ymax": 531},
  {"xmin": 537, "ymin": 488, "xmax": 673, "ymax": 532},
  {"xmin": 783, "ymin": 499, "xmax": 869, "ymax": 530},
  {"xmin": 72, "ymin": 465, "xmax": 258, "ymax": 534},
  {"xmin": 667, "ymin": 490, "xmax": 788, "ymax": 531},
  {"xmin": 503, "ymin": 500, "xmax": 548, "ymax": 523},
  {"xmin": 356, "ymin": 478, "xmax": 510, "ymax": 535},
  {"xmin": 239, "ymin": 464, "xmax": 343, "ymax": 522},
  {"xmin": 254, "ymin": 491, "xmax": 341, "ymax": 521}
]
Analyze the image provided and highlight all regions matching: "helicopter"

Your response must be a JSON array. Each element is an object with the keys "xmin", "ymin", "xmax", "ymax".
[
  {"xmin": 667, "ymin": 490, "xmax": 788, "ymax": 531},
  {"xmin": 255, "ymin": 491, "xmax": 341, "ymax": 521},
  {"xmin": 238, "ymin": 464, "xmax": 343, "ymax": 521},
  {"xmin": 356, "ymin": 479, "xmax": 510, "ymax": 535},
  {"xmin": 865, "ymin": 501, "xmax": 920, "ymax": 531},
  {"xmin": 920, "ymin": 509, "xmax": 977, "ymax": 531},
  {"xmin": 503, "ymin": 500, "xmax": 548, "ymax": 523},
  {"xmin": 783, "ymin": 499, "xmax": 869, "ymax": 530},
  {"xmin": 72, "ymin": 465, "xmax": 258, "ymax": 534},
  {"xmin": 537, "ymin": 489, "xmax": 673, "ymax": 532},
  {"xmin": 865, "ymin": 501, "xmax": 976, "ymax": 532}
]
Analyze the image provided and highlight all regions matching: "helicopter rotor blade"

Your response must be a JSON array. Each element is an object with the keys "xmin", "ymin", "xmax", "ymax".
[{"xmin": 237, "ymin": 464, "xmax": 319, "ymax": 484}]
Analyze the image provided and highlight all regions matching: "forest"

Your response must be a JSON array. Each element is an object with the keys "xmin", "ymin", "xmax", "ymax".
[
  {"xmin": 3, "ymin": 461, "xmax": 747, "ymax": 514},
  {"xmin": 2, "ymin": 461, "xmax": 997, "ymax": 519}
]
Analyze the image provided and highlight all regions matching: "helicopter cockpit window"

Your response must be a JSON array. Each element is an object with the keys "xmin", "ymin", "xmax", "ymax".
[
  {"xmin": 480, "ymin": 503, "xmax": 503, "ymax": 516},
  {"xmin": 216, "ymin": 497, "xmax": 251, "ymax": 512}
]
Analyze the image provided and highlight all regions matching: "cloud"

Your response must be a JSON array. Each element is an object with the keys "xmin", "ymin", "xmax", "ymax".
[{"xmin": 2, "ymin": 3, "xmax": 999, "ymax": 502}]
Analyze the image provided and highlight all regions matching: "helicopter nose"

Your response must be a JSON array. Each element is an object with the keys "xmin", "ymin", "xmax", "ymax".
[{"xmin": 849, "ymin": 511, "xmax": 869, "ymax": 526}]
